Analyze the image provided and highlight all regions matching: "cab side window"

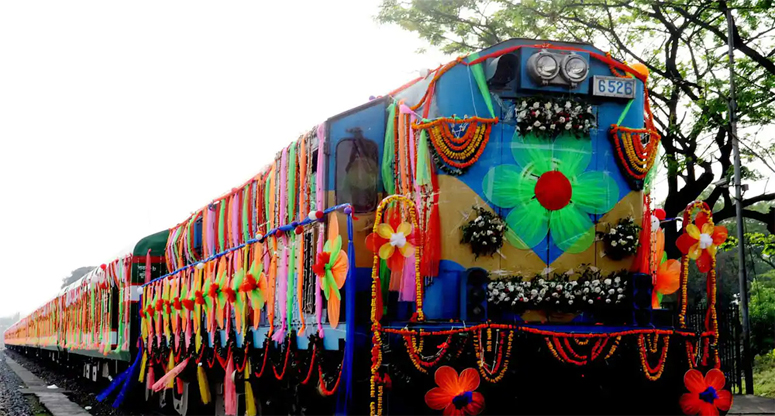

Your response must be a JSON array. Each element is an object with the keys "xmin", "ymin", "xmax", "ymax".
[{"xmin": 335, "ymin": 136, "xmax": 379, "ymax": 213}]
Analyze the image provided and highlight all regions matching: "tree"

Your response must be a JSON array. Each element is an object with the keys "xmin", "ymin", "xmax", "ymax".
[
  {"xmin": 377, "ymin": 0, "xmax": 775, "ymax": 255},
  {"xmin": 61, "ymin": 266, "xmax": 96, "ymax": 289}
]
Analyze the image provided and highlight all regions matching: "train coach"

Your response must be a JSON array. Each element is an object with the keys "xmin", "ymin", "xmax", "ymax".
[{"xmin": 5, "ymin": 38, "xmax": 731, "ymax": 416}]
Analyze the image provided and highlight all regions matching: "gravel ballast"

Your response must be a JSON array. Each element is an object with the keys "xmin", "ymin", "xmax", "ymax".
[
  {"xmin": 3, "ymin": 349, "xmax": 162, "ymax": 416},
  {"xmin": 0, "ymin": 350, "xmax": 38, "ymax": 416}
]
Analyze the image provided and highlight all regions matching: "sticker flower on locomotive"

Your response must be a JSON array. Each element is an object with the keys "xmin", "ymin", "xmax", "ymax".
[
  {"xmin": 424, "ymin": 366, "xmax": 485, "ymax": 416},
  {"xmin": 679, "ymin": 369, "xmax": 733, "ymax": 415},
  {"xmin": 482, "ymin": 132, "xmax": 619, "ymax": 254}
]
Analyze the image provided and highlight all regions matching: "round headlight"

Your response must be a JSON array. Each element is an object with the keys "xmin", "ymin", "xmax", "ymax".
[
  {"xmin": 535, "ymin": 54, "xmax": 559, "ymax": 78},
  {"xmin": 562, "ymin": 55, "xmax": 589, "ymax": 83}
]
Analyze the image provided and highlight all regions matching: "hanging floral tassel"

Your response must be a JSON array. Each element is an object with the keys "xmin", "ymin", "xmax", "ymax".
[
  {"xmin": 244, "ymin": 359, "xmax": 257, "ymax": 416},
  {"xmin": 138, "ymin": 350, "xmax": 148, "ymax": 383},
  {"xmin": 224, "ymin": 355, "xmax": 237, "ymax": 416},
  {"xmin": 197, "ymin": 363, "xmax": 211, "ymax": 405},
  {"xmin": 166, "ymin": 352, "xmax": 176, "ymax": 389},
  {"xmin": 146, "ymin": 364, "xmax": 156, "ymax": 391},
  {"xmin": 152, "ymin": 357, "xmax": 190, "ymax": 392}
]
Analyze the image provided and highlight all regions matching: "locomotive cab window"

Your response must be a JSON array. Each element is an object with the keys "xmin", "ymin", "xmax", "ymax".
[{"xmin": 335, "ymin": 135, "xmax": 379, "ymax": 212}]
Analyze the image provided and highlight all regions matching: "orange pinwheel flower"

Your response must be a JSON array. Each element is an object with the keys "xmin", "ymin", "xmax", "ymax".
[
  {"xmin": 652, "ymin": 228, "xmax": 680, "ymax": 308},
  {"xmin": 676, "ymin": 211, "xmax": 728, "ymax": 273},
  {"xmin": 680, "ymin": 369, "xmax": 733, "ymax": 416},
  {"xmin": 425, "ymin": 366, "xmax": 485, "ymax": 416}
]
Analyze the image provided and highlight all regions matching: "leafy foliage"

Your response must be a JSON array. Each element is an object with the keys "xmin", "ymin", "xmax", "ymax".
[
  {"xmin": 60, "ymin": 266, "xmax": 96, "ymax": 289},
  {"xmin": 377, "ymin": 0, "xmax": 775, "ymax": 245}
]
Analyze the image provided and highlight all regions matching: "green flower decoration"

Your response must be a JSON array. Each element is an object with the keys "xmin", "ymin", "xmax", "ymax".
[{"xmin": 482, "ymin": 132, "xmax": 619, "ymax": 254}]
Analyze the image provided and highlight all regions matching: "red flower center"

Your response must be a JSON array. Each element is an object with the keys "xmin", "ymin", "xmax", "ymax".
[
  {"xmin": 208, "ymin": 285, "xmax": 220, "ymax": 298},
  {"xmin": 240, "ymin": 275, "xmax": 257, "ymax": 292},
  {"xmin": 223, "ymin": 287, "xmax": 236, "ymax": 303},
  {"xmin": 535, "ymin": 170, "xmax": 572, "ymax": 210},
  {"xmin": 194, "ymin": 291, "xmax": 205, "ymax": 305}
]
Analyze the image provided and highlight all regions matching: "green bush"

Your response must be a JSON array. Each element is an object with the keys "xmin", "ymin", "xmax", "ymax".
[
  {"xmin": 753, "ymin": 350, "xmax": 775, "ymax": 398},
  {"xmin": 750, "ymin": 286, "xmax": 775, "ymax": 355}
]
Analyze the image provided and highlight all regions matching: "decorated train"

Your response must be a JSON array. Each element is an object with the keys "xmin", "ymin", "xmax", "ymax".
[{"xmin": 4, "ymin": 38, "xmax": 732, "ymax": 416}]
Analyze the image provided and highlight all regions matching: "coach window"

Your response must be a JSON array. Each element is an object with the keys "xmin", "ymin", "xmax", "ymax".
[{"xmin": 336, "ymin": 135, "xmax": 379, "ymax": 212}]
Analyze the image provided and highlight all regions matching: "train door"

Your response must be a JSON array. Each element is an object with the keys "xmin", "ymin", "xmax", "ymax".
[{"xmin": 326, "ymin": 99, "xmax": 387, "ymax": 324}]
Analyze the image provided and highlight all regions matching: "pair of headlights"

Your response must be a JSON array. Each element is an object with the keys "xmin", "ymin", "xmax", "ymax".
[{"xmin": 528, "ymin": 51, "xmax": 589, "ymax": 86}]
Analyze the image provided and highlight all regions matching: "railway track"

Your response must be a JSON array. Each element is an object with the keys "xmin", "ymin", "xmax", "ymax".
[{"xmin": 1, "ymin": 349, "xmax": 167, "ymax": 416}]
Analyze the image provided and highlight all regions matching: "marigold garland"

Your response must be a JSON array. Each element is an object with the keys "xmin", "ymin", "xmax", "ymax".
[
  {"xmin": 638, "ymin": 334, "xmax": 670, "ymax": 381},
  {"xmin": 473, "ymin": 329, "xmax": 513, "ymax": 383},
  {"xmin": 604, "ymin": 336, "xmax": 622, "ymax": 359},
  {"xmin": 370, "ymin": 195, "xmax": 423, "ymax": 416},
  {"xmin": 413, "ymin": 117, "xmax": 498, "ymax": 176},
  {"xmin": 610, "ymin": 125, "xmax": 661, "ymax": 190},
  {"xmin": 677, "ymin": 201, "xmax": 722, "ymax": 369},
  {"xmin": 403, "ymin": 332, "xmax": 453, "ymax": 372}
]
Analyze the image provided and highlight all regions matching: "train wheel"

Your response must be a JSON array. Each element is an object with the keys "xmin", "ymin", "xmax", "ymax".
[
  {"xmin": 159, "ymin": 389, "xmax": 168, "ymax": 409},
  {"xmin": 173, "ymin": 381, "xmax": 190, "ymax": 416}
]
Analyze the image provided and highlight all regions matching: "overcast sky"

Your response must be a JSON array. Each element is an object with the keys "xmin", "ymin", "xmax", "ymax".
[{"xmin": 0, "ymin": 1, "xmax": 449, "ymax": 317}]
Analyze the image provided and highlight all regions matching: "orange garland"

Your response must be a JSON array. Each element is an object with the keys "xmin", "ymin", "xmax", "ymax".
[
  {"xmin": 413, "ymin": 117, "xmax": 498, "ymax": 175},
  {"xmin": 370, "ymin": 195, "xmax": 423, "ymax": 416},
  {"xmin": 473, "ymin": 329, "xmax": 513, "ymax": 383},
  {"xmin": 637, "ymin": 334, "xmax": 670, "ymax": 381},
  {"xmin": 677, "ymin": 201, "xmax": 721, "ymax": 369}
]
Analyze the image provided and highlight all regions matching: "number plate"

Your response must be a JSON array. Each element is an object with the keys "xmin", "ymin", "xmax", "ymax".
[{"xmin": 592, "ymin": 76, "xmax": 635, "ymax": 99}]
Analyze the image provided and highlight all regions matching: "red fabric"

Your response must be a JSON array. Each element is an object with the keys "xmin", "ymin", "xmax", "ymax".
[
  {"xmin": 145, "ymin": 249, "xmax": 152, "ymax": 284},
  {"xmin": 535, "ymin": 171, "xmax": 572, "ymax": 211},
  {"xmin": 676, "ymin": 233, "xmax": 697, "ymax": 256}
]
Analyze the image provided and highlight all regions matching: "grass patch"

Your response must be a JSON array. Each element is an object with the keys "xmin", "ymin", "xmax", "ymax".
[
  {"xmin": 24, "ymin": 394, "xmax": 52, "ymax": 416},
  {"xmin": 753, "ymin": 350, "xmax": 775, "ymax": 398}
]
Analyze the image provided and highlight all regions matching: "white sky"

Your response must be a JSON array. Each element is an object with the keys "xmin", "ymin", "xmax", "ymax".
[
  {"xmin": 2, "ymin": 1, "xmax": 769, "ymax": 320},
  {"xmin": 0, "ymin": 0, "xmax": 449, "ymax": 317}
]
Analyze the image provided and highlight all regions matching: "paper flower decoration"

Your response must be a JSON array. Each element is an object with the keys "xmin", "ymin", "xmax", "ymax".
[
  {"xmin": 652, "ymin": 227, "xmax": 680, "ymax": 308},
  {"xmin": 365, "ymin": 208, "xmax": 417, "ymax": 272},
  {"xmin": 680, "ymin": 369, "xmax": 732, "ymax": 415},
  {"xmin": 676, "ymin": 211, "xmax": 728, "ymax": 273},
  {"xmin": 236, "ymin": 254, "xmax": 267, "ymax": 330},
  {"xmin": 425, "ymin": 366, "xmax": 485, "ymax": 416},
  {"xmin": 483, "ymin": 132, "xmax": 618, "ymax": 253},
  {"xmin": 313, "ymin": 214, "xmax": 348, "ymax": 328},
  {"xmin": 202, "ymin": 259, "xmax": 228, "ymax": 332}
]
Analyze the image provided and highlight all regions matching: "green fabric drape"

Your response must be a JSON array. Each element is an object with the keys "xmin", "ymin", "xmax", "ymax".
[
  {"xmin": 380, "ymin": 259, "xmax": 390, "ymax": 315},
  {"xmin": 218, "ymin": 200, "xmax": 226, "ymax": 251},
  {"xmin": 382, "ymin": 103, "xmax": 397, "ymax": 195},
  {"xmin": 468, "ymin": 52, "xmax": 495, "ymax": 118},
  {"xmin": 287, "ymin": 235, "xmax": 296, "ymax": 323},
  {"xmin": 415, "ymin": 130, "xmax": 432, "ymax": 187},
  {"xmin": 288, "ymin": 144, "xmax": 297, "ymax": 222}
]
